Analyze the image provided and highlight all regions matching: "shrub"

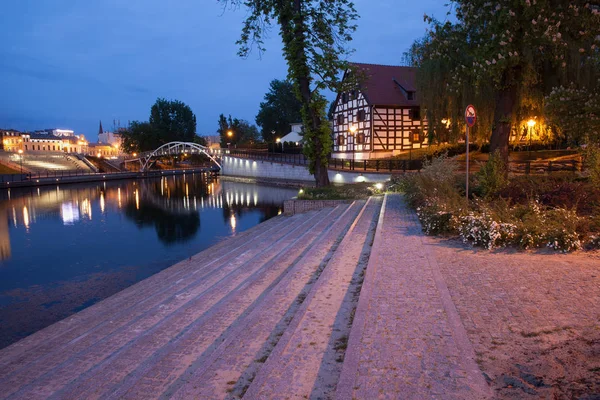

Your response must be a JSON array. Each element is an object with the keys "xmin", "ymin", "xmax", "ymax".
[
  {"xmin": 476, "ymin": 150, "xmax": 509, "ymax": 197},
  {"xmin": 583, "ymin": 144, "xmax": 600, "ymax": 189},
  {"xmin": 416, "ymin": 203, "xmax": 457, "ymax": 235},
  {"xmin": 457, "ymin": 203, "xmax": 517, "ymax": 249}
]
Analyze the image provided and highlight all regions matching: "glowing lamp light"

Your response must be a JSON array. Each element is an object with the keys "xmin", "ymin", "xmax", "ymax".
[
  {"xmin": 276, "ymin": 138, "xmax": 281, "ymax": 143},
  {"xmin": 97, "ymin": 152, "xmax": 102, "ymax": 158},
  {"xmin": 227, "ymin": 130, "xmax": 233, "ymax": 137},
  {"xmin": 375, "ymin": 183, "xmax": 383, "ymax": 190},
  {"xmin": 349, "ymin": 125, "xmax": 358, "ymax": 134},
  {"xmin": 133, "ymin": 152, "xmax": 137, "ymax": 157},
  {"xmin": 527, "ymin": 119, "xmax": 536, "ymax": 128}
]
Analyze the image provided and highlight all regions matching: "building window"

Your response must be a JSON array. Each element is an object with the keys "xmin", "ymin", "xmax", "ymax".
[
  {"xmin": 410, "ymin": 131, "xmax": 423, "ymax": 143},
  {"xmin": 337, "ymin": 114, "xmax": 344, "ymax": 125},
  {"xmin": 356, "ymin": 110, "xmax": 366, "ymax": 122},
  {"xmin": 337, "ymin": 135, "xmax": 345, "ymax": 146},
  {"xmin": 409, "ymin": 108, "xmax": 421, "ymax": 121},
  {"xmin": 356, "ymin": 133, "xmax": 365, "ymax": 145},
  {"xmin": 341, "ymin": 93, "xmax": 348, "ymax": 103},
  {"xmin": 24, "ymin": 145, "xmax": 27, "ymax": 150}
]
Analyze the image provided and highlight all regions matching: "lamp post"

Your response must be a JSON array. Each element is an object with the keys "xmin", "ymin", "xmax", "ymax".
[
  {"xmin": 17, "ymin": 149, "xmax": 23, "ymax": 176},
  {"xmin": 527, "ymin": 119, "xmax": 536, "ymax": 157},
  {"xmin": 227, "ymin": 130, "xmax": 233, "ymax": 152},
  {"xmin": 349, "ymin": 125, "xmax": 357, "ymax": 169},
  {"xmin": 276, "ymin": 137, "xmax": 283, "ymax": 153}
]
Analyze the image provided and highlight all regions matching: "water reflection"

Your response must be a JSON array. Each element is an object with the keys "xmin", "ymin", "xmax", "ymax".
[
  {"xmin": 0, "ymin": 174, "xmax": 293, "ymax": 259},
  {"xmin": 0, "ymin": 174, "xmax": 297, "ymax": 349}
]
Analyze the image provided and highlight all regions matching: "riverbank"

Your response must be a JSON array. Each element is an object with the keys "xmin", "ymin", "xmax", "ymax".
[
  {"xmin": 0, "ymin": 194, "xmax": 598, "ymax": 398},
  {"xmin": 0, "ymin": 167, "xmax": 218, "ymax": 189}
]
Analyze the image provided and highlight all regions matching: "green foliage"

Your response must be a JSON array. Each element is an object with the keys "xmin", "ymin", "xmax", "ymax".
[
  {"xmin": 476, "ymin": 150, "xmax": 509, "ymax": 197},
  {"xmin": 399, "ymin": 154, "xmax": 596, "ymax": 251},
  {"xmin": 121, "ymin": 121, "xmax": 159, "ymax": 153},
  {"xmin": 150, "ymin": 98, "xmax": 196, "ymax": 143},
  {"xmin": 255, "ymin": 79, "xmax": 302, "ymax": 142},
  {"xmin": 217, "ymin": 114, "xmax": 260, "ymax": 148},
  {"xmin": 221, "ymin": 0, "xmax": 358, "ymax": 186},
  {"xmin": 297, "ymin": 183, "xmax": 372, "ymax": 200},
  {"xmin": 121, "ymin": 98, "xmax": 197, "ymax": 152},
  {"xmin": 545, "ymin": 84, "xmax": 600, "ymax": 145},
  {"xmin": 583, "ymin": 144, "xmax": 600, "ymax": 189},
  {"xmin": 407, "ymin": 1, "xmax": 600, "ymax": 157}
]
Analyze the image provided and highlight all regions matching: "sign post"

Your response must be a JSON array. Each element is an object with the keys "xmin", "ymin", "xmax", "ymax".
[{"xmin": 465, "ymin": 105, "xmax": 477, "ymax": 206}]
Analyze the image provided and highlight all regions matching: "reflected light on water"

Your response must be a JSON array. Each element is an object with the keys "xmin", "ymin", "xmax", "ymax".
[
  {"xmin": 118, "ymin": 188, "xmax": 122, "ymax": 208},
  {"xmin": 23, "ymin": 206, "xmax": 30, "ymax": 229},
  {"xmin": 80, "ymin": 199, "xmax": 92, "ymax": 220},
  {"xmin": 61, "ymin": 202, "xmax": 79, "ymax": 225},
  {"xmin": 230, "ymin": 213, "xmax": 237, "ymax": 232},
  {"xmin": 100, "ymin": 192, "xmax": 105, "ymax": 213},
  {"xmin": 135, "ymin": 190, "xmax": 140, "ymax": 210}
]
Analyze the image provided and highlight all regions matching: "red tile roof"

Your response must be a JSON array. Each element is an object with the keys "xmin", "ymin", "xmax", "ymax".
[{"xmin": 349, "ymin": 63, "xmax": 419, "ymax": 107}]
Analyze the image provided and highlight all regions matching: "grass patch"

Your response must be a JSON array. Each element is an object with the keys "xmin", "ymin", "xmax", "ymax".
[{"xmin": 297, "ymin": 182, "xmax": 377, "ymax": 200}]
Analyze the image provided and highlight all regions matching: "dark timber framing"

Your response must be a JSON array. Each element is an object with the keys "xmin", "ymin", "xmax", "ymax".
[{"xmin": 331, "ymin": 63, "xmax": 428, "ymax": 159}]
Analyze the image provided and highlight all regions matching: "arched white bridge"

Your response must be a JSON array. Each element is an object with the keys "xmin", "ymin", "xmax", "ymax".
[{"xmin": 124, "ymin": 142, "xmax": 222, "ymax": 171}]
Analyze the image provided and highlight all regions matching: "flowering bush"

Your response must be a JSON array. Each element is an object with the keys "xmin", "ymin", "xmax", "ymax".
[{"xmin": 457, "ymin": 209, "xmax": 517, "ymax": 249}]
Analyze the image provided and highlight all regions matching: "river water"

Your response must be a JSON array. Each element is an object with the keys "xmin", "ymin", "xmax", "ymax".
[{"xmin": 0, "ymin": 174, "xmax": 298, "ymax": 349}]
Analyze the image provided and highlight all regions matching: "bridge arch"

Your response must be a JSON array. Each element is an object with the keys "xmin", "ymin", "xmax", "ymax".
[{"xmin": 127, "ymin": 142, "xmax": 221, "ymax": 171}]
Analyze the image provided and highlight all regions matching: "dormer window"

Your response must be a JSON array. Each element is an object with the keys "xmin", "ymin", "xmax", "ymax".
[{"xmin": 407, "ymin": 91, "xmax": 415, "ymax": 100}]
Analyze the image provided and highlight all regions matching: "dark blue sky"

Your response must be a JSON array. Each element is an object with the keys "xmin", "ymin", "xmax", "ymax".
[{"xmin": 0, "ymin": 1, "xmax": 449, "ymax": 139}]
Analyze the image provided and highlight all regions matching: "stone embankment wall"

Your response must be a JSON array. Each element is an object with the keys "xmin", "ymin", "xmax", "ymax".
[{"xmin": 221, "ymin": 156, "xmax": 391, "ymax": 184}]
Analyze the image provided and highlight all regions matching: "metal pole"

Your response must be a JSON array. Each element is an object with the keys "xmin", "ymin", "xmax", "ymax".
[{"xmin": 466, "ymin": 125, "xmax": 470, "ymax": 205}]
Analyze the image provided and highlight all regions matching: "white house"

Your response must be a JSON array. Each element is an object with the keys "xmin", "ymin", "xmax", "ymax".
[{"xmin": 279, "ymin": 123, "xmax": 303, "ymax": 144}]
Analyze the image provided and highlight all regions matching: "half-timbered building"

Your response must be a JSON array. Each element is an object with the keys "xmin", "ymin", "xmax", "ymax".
[{"xmin": 331, "ymin": 63, "xmax": 428, "ymax": 159}]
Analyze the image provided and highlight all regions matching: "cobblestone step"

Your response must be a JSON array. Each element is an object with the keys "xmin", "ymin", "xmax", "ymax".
[
  {"xmin": 243, "ymin": 196, "xmax": 383, "ymax": 400},
  {"xmin": 0, "ymin": 213, "xmax": 291, "ymax": 372},
  {"xmin": 3, "ymin": 206, "xmax": 348, "ymax": 399},
  {"xmin": 335, "ymin": 194, "xmax": 492, "ymax": 400},
  {"xmin": 167, "ymin": 201, "xmax": 367, "ymax": 400}
]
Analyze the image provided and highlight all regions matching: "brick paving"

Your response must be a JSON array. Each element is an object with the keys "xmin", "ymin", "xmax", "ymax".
[
  {"xmin": 1, "ymin": 192, "xmax": 598, "ymax": 399},
  {"xmin": 243, "ymin": 197, "xmax": 382, "ymax": 400},
  {"xmin": 337, "ymin": 194, "xmax": 492, "ymax": 400}
]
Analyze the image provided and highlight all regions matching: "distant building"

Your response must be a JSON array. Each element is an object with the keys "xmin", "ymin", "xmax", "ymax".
[
  {"xmin": 331, "ymin": 63, "xmax": 428, "ymax": 160},
  {"xmin": 204, "ymin": 135, "xmax": 221, "ymax": 150},
  {"xmin": 0, "ymin": 129, "xmax": 23, "ymax": 152},
  {"xmin": 279, "ymin": 123, "xmax": 303, "ymax": 144},
  {"xmin": 21, "ymin": 133, "xmax": 88, "ymax": 153},
  {"xmin": 97, "ymin": 121, "xmax": 123, "ymax": 153}
]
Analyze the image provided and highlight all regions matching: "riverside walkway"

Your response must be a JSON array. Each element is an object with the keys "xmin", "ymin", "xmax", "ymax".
[{"xmin": 1, "ymin": 194, "xmax": 598, "ymax": 399}]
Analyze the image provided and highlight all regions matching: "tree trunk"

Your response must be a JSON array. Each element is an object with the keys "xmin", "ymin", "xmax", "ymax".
[
  {"xmin": 287, "ymin": 0, "xmax": 330, "ymax": 187},
  {"xmin": 489, "ymin": 75, "xmax": 519, "ymax": 164}
]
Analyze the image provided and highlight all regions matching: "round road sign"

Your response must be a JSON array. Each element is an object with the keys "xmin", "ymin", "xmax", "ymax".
[{"xmin": 465, "ymin": 105, "xmax": 476, "ymax": 127}]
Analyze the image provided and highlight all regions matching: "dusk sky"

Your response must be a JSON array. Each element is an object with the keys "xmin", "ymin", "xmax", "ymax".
[{"xmin": 0, "ymin": 1, "xmax": 450, "ymax": 139}]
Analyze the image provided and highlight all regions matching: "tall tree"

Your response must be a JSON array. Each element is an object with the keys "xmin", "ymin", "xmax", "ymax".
[
  {"xmin": 150, "ymin": 98, "xmax": 197, "ymax": 143},
  {"xmin": 121, "ymin": 121, "xmax": 159, "ymax": 153},
  {"xmin": 217, "ymin": 113, "xmax": 260, "ymax": 147},
  {"xmin": 220, "ymin": 0, "xmax": 358, "ymax": 187},
  {"xmin": 256, "ymin": 79, "xmax": 303, "ymax": 142},
  {"xmin": 408, "ymin": 1, "xmax": 600, "ymax": 161}
]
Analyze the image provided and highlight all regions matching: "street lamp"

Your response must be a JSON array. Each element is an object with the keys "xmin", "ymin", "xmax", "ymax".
[
  {"xmin": 276, "ymin": 137, "xmax": 284, "ymax": 153},
  {"xmin": 17, "ymin": 149, "xmax": 23, "ymax": 175},
  {"xmin": 227, "ymin": 130, "xmax": 233, "ymax": 152},
  {"xmin": 349, "ymin": 125, "xmax": 357, "ymax": 169},
  {"xmin": 527, "ymin": 119, "xmax": 536, "ymax": 156}
]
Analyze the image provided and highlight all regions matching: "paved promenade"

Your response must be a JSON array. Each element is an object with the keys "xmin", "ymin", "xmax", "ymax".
[
  {"xmin": 0, "ymin": 193, "xmax": 598, "ymax": 399},
  {"xmin": 336, "ymin": 194, "xmax": 492, "ymax": 399}
]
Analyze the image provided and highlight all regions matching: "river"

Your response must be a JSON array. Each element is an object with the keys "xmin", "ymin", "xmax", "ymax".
[{"xmin": 0, "ymin": 174, "xmax": 298, "ymax": 349}]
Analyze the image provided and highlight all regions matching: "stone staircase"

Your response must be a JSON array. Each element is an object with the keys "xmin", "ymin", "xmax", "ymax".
[{"xmin": 0, "ymin": 199, "xmax": 383, "ymax": 399}]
